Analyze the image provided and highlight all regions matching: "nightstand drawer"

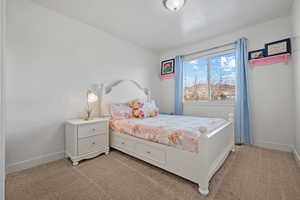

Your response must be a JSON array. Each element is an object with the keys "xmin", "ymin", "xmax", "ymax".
[
  {"xmin": 78, "ymin": 122, "xmax": 107, "ymax": 138},
  {"xmin": 78, "ymin": 135, "xmax": 107, "ymax": 155}
]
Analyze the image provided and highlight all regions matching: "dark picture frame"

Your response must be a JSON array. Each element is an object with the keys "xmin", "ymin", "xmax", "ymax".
[
  {"xmin": 265, "ymin": 38, "xmax": 291, "ymax": 57},
  {"xmin": 248, "ymin": 49, "xmax": 266, "ymax": 60},
  {"xmin": 161, "ymin": 59, "xmax": 175, "ymax": 75}
]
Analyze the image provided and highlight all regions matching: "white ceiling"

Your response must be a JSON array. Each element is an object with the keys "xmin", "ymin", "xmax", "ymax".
[{"xmin": 32, "ymin": 0, "xmax": 293, "ymax": 52}]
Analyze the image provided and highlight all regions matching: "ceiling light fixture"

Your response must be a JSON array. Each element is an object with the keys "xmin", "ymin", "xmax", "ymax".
[{"xmin": 163, "ymin": 0, "xmax": 185, "ymax": 12}]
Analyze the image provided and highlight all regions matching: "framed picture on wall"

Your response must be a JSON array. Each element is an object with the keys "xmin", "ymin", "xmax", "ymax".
[
  {"xmin": 265, "ymin": 38, "xmax": 291, "ymax": 57},
  {"xmin": 161, "ymin": 59, "xmax": 175, "ymax": 75},
  {"xmin": 248, "ymin": 49, "xmax": 266, "ymax": 60}
]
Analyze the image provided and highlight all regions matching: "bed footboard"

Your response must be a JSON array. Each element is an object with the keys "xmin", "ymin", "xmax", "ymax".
[{"xmin": 197, "ymin": 121, "xmax": 235, "ymax": 195}]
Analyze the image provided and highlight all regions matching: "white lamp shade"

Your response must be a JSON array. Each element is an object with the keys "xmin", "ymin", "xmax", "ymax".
[
  {"xmin": 164, "ymin": 0, "xmax": 185, "ymax": 11},
  {"xmin": 87, "ymin": 92, "xmax": 98, "ymax": 103}
]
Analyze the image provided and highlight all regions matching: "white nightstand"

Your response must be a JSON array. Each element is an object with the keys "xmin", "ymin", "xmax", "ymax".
[{"xmin": 65, "ymin": 118, "xmax": 110, "ymax": 166}]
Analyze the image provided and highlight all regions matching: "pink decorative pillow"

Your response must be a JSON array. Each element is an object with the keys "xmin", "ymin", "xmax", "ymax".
[{"xmin": 109, "ymin": 104, "xmax": 132, "ymax": 119}]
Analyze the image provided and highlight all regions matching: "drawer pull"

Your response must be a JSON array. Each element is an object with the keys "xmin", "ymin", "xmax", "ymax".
[
  {"xmin": 146, "ymin": 151, "xmax": 151, "ymax": 154},
  {"xmin": 121, "ymin": 142, "xmax": 125, "ymax": 145},
  {"xmin": 92, "ymin": 142, "xmax": 96, "ymax": 145}
]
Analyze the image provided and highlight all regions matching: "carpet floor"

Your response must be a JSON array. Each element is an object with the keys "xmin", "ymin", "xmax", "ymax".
[{"xmin": 6, "ymin": 145, "xmax": 300, "ymax": 200}]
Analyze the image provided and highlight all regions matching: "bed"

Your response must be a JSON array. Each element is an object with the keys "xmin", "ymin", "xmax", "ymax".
[{"xmin": 96, "ymin": 80, "xmax": 235, "ymax": 196}]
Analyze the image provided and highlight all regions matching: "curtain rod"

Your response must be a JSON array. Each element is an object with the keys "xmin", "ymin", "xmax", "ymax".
[{"xmin": 182, "ymin": 41, "xmax": 236, "ymax": 57}]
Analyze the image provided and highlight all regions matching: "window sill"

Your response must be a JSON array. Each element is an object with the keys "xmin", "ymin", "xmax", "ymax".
[{"xmin": 184, "ymin": 101, "xmax": 235, "ymax": 107}]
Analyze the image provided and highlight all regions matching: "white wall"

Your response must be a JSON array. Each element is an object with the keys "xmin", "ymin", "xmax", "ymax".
[
  {"xmin": 292, "ymin": 0, "xmax": 300, "ymax": 165},
  {"xmin": 6, "ymin": 0, "xmax": 160, "ymax": 172},
  {"xmin": 159, "ymin": 16, "xmax": 295, "ymax": 152},
  {"xmin": 0, "ymin": 0, "xmax": 6, "ymax": 197}
]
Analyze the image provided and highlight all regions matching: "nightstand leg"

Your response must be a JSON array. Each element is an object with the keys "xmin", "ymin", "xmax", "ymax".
[{"xmin": 72, "ymin": 161, "xmax": 79, "ymax": 166}]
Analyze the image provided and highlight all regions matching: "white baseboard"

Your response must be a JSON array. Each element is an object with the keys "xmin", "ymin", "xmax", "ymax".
[
  {"xmin": 293, "ymin": 148, "xmax": 300, "ymax": 168},
  {"xmin": 6, "ymin": 151, "xmax": 65, "ymax": 174},
  {"xmin": 254, "ymin": 141, "xmax": 293, "ymax": 152}
]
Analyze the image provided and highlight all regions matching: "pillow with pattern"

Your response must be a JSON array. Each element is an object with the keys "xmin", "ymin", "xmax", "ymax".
[
  {"xmin": 128, "ymin": 99, "xmax": 158, "ymax": 119},
  {"xmin": 109, "ymin": 103, "xmax": 133, "ymax": 119},
  {"xmin": 143, "ymin": 100, "xmax": 159, "ymax": 118}
]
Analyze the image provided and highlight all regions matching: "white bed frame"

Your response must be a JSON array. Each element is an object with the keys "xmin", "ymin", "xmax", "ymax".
[{"xmin": 97, "ymin": 80, "xmax": 235, "ymax": 196}]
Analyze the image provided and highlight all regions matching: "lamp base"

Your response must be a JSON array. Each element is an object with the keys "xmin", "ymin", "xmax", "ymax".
[
  {"xmin": 84, "ymin": 108, "xmax": 93, "ymax": 121},
  {"xmin": 84, "ymin": 117, "xmax": 93, "ymax": 121}
]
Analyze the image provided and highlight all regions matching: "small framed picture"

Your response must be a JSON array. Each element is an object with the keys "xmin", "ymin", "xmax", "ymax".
[
  {"xmin": 161, "ymin": 59, "xmax": 175, "ymax": 75},
  {"xmin": 248, "ymin": 49, "xmax": 265, "ymax": 60},
  {"xmin": 265, "ymin": 38, "xmax": 291, "ymax": 57}
]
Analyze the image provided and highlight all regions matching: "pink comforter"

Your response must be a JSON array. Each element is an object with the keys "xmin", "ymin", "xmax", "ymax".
[{"xmin": 110, "ymin": 115, "xmax": 228, "ymax": 153}]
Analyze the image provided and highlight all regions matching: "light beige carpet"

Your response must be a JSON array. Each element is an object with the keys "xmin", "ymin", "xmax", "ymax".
[{"xmin": 6, "ymin": 145, "xmax": 300, "ymax": 200}]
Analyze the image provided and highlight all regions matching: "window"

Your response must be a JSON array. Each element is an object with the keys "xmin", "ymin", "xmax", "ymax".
[{"xmin": 183, "ymin": 52, "xmax": 236, "ymax": 102}]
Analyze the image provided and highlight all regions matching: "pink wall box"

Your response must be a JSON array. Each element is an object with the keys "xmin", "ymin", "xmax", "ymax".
[
  {"xmin": 249, "ymin": 53, "xmax": 290, "ymax": 67},
  {"xmin": 160, "ymin": 73, "xmax": 175, "ymax": 80}
]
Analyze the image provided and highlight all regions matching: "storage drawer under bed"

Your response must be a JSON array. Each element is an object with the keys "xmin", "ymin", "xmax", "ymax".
[
  {"xmin": 136, "ymin": 143, "xmax": 166, "ymax": 164},
  {"xmin": 110, "ymin": 134, "xmax": 135, "ymax": 152},
  {"xmin": 111, "ymin": 132, "xmax": 166, "ymax": 165}
]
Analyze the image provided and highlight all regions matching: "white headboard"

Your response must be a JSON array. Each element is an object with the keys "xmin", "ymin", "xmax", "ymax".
[{"xmin": 96, "ymin": 80, "xmax": 151, "ymax": 117}]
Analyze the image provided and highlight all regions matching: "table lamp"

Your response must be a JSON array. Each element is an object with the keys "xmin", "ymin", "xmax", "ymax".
[{"xmin": 84, "ymin": 90, "xmax": 98, "ymax": 120}]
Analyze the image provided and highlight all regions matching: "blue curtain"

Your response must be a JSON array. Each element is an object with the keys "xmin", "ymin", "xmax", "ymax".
[
  {"xmin": 175, "ymin": 56, "xmax": 184, "ymax": 115},
  {"xmin": 235, "ymin": 38, "xmax": 252, "ymax": 144}
]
